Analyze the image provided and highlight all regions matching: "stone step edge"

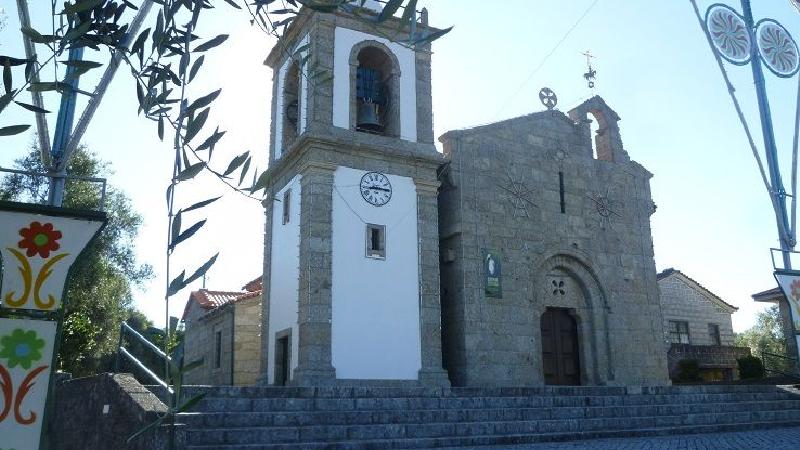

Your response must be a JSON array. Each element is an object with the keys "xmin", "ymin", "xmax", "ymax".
[
  {"xmin": 183, "ymin": 420, "xmax": 800, "ymax": 449},
  {"xmin": 178, "ymin": 398, "xmax": 800, "ymax": 420},
  {"xmin": 182, "ymin": 408, "xmax": 800, "ymax": 435},
  {"xmin": 192, "ymin": 393, "xmax": 800, "ymax": 412}
]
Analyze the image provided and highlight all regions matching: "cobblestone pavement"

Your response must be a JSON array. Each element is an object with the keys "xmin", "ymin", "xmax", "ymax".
[{"xmin": 441, "ymin": 426, "xmax": 800, "ymax": 449}]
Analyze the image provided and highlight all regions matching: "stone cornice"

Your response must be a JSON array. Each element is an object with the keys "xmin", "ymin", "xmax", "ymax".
[{"xmin": 414, "ymin": 178, "xmax": 440, "ymax": 193}]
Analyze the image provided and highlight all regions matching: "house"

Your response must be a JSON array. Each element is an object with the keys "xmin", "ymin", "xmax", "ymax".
[
  {"xmin": 657, "ymin": 268, "xmax": 749, "ymax": 381},
  {"xmin": 182, "ymin": 277, "xmax": 262, "ymax": 385}
]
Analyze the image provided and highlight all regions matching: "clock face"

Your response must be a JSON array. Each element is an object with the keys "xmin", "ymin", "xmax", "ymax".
[{"xmin": 360, "ymin": 172, "xmax": 392, "ymax": 207}]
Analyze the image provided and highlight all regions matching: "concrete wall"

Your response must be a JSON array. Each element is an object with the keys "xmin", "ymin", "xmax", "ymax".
[
  {"xmin": 438, "ymin": 99, "xmax": 668, "ymax": 387},
  {"xmin": 331, "ymin": 166, "xmax": 422, "ymax": 380},
  {"xmin": 233, "ymin": 296, "xmax": 263, "ymax": 385},
  {"xmin": 51, "ymin": 373, "xmax": 170, "ymax": 450},
  {"xmin": 267, "ymin": 175, "xmax": 302, "ymax": 384},
  {"xmin": 658, "ymin": 274, "xmax": 735, "ymax": 347}
]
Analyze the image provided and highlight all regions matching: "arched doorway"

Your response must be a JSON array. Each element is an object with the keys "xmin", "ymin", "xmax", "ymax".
[{"xmin": 540, "ymin": 307, "xmax": 580, "ymax": 385}]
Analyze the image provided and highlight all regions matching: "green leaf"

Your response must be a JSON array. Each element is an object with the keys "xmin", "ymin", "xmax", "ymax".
[
  {"xmin": 249, "ymin": 169, "xmax": 271, "ymax": 194},
  {"xmin": 184, "ymin": 107, "xmax": 209, "ymax": 143},
  {"xmin": 186, "ymin": 89, "xmax": 220, "ymax": 114},
  {"xmin": 65, "ymin": 0, "xmax": 104, "ymax": 15},
  {"xmin": 14, "ymin": 101, "xmax": 50, "ymax": 114},
  {"xmin": 181, "ymin": 196, "xmax": 221, "ymax": 213},
  {"xmin": 188, "ymin": 55, "xmax": 204, "ymax": 84},
  {"xmin": 194, "ymin": 34, "xmax": 228, "ymax": 52},
  {"xmin": 0, "ymin": 124, "xmax": 31, "ymax": 136},
  {"xmin": 196, "ymin": 127, "xmax": 225, "ymax": 152},
  {"xmin": 377, "ymin": 0, "xmax": 403, "ymax": 22},
  {"xmin": 63, "ymin": 20, "xmax": 93, "ymax": 42},
  {"xmin": 223, "ymin": 151, "xmax": 249, "ymax": 177},
  {"xmin": 171, "ymin": 211, "xmax": 182, "ymax": 248},
  {"xmin": 409, "ymin": 26, "xmax": 453, "ymax": 47},
  {"xmin": 184, "ymin": 253, "xmax": 219, "ymax": 285},
  {"xmin": 400, "ymin": 0, "xmax": 417, "ymax": 29},
  {"xmin": 239, "ymin": 156, "xmax": 251, "ymax": 186},
  {"xmin": 223, "ymin": 0, "xmax": 241, "ymax": 9},
  {"xmin": 176, "ymin": 162, "xmax": 206, "ymax": 182},
  {"xmin": 0, "ymin": 56, "xmax": 29, "ymax": 66},
  {"xmin": 0, "ymin": 92, "xmax": 13, "ymax": 113},
  {"xmin": 158, "ymin": 116, "xmax": 164, "ymax": 141},
  {"xmin": 3, "ymin": 60, "xmax": 10, "ymax": 94},
  {"xmin": 167, "ymin": 271, "xmax": 186, "ymax": 297},
  {"xmin": 127, "ymin": 416, "xmax": 166, "ymax": 443},
  {"xmin": 20, "ymin": 26, "xmax": 52, "ymax": 45},
  {"xmin": 177, "ymin": 393, "xmax": 205, "ymax": 413},
  {"xmin": 170, "ymin": 220, "xmax": 206, "ymax": 250},
  {"xmin": 28, "ymin": 82, "xmax": 71, "ymax": 93},
  {"xmin": 61, "ymin": 60, "xmax": 103, "ymax": 69}
]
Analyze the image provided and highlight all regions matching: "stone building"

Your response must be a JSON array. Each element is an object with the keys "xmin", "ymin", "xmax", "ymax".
[
  {"xmin": 256, "ymin": 2, "xmax": 669, "ymax": 387},
  {"xmin": 658, "ymin": 268, "xmax": 749, "ymax": 381},
  {"xmin": 182, "ymin": 277, "xmax": 262, "ymax": 385},
  {"xmin": 751, "ymin": 286, "xmax": 800, "ymax": 374}
]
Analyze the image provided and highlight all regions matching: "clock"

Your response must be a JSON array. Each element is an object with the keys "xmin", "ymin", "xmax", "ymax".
[{"xmin": 360, "ymin": 172, "xmax": 392, "ymax": 207}]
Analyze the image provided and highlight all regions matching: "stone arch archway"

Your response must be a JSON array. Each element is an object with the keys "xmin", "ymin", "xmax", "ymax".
[
  {"xmin": 530, "ymin": 251, "xmax": 614, "ymax": 385},
  {"xmin": 347, "ymin": 40, "xmax": 402, "ymax": 137}
]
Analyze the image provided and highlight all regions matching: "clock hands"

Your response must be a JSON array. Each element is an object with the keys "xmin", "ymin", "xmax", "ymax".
[{"xmin": 367, "ymin": 185, "xmax": 391, "ymax": 192}]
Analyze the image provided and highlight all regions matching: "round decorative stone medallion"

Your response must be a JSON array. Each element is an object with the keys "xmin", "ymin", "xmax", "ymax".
[
  {"xmin": 756, "ymin": 19, "xmax": 800, "ymax": 77},
  {"xmin": 705, "ymin": 4, "xmax": 751, "ymax": 65}
]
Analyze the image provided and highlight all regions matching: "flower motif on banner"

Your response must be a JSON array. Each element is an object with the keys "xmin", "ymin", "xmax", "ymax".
[
  {"xmin": 791, "ymin": 279, "xmax": 800, "ymax": 301},
  {"xmin": 706, "ymin": 4, "xmax": 752, "ymax": 65},
  {"xmin": 756, "ymin": 19, "xmax": 800, "ymax": 78},
  {"xmin": 0, "ymin": 329, "xmax": 44, "ymax": 370},
  {"xmin": 4, "ymin": 222, "xmax": 69, "ymax": 310}
]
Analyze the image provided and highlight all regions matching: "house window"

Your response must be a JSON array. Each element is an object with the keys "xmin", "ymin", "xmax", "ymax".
[
  {"xmin": 668, "ymin": 320, "xmax": 690, "ymax": 344},
  {"xmin": 282, "ymin": 189, "xmax": 291, "ymax": 225},
  {"xmin": 365, "ymin": 224, "xmax": 386, "ymax": 259},
  {"xmin": 214, "ymin": 330, "xmax": 222, "ymax": 368},
  {"xmin": 708, "ymin": 323, "xmax": 721, "ymax": 346}
]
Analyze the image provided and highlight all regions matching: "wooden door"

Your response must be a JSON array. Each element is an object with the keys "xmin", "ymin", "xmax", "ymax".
[
  {"xmin": 275, "ymin": 336, "xmax": 289, "ymax": 386},
  {"xmin": 541, "ymin": 308, "xmax": 580, "ymax": 385}
]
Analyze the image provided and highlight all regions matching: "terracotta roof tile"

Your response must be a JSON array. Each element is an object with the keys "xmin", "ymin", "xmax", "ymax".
[
  {"xmin": 182, "ymin": 288, "xmax": 262, "ymax": 320},
  {"xmin": 243, "ymin": 276, "xmax": 263, "ymax": 292}
]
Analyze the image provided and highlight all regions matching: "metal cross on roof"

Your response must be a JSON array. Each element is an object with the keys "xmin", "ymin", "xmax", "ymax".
[{"xmin": 582, "ymin": 50, "xmax": 597, "ymax": 89}]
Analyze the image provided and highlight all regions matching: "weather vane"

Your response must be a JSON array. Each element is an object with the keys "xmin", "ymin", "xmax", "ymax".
[{"xmin": 582, "ymin": 50, "xmax": 597, "ymax": 89}]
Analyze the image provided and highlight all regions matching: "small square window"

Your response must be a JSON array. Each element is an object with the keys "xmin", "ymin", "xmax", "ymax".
[
  {"xmin": 282, "ymin": 189, "xmax": 291, "ymax": 225},
  {"xmin": 365, "ymin": 224, "xmax": 386, "ymax": 259}
]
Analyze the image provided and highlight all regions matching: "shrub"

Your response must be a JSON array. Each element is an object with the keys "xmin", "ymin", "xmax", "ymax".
[
  {"xmin": 737, "ymin": 355, "xmax": 765, "ymax": 379},
  {"xmin": 675, "ymin": 359, "xmax": 701, "ymax": 383}
]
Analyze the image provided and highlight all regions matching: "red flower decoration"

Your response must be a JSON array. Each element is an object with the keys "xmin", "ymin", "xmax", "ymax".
[{"xmin": 17, "ymin": 221, "xmax": 63, "ymax": 258}]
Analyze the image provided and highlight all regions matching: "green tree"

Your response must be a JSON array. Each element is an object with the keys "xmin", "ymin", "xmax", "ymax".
[
  {"xmin": 0, "ymin": 146, "xmax": 153, "ymax": 376},
  {"xmin": 735, "ymin": 305, "xmax": 789, "ymax": 372}
]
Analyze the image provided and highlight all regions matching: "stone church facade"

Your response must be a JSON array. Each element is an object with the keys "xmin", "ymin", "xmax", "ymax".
[{"xmin": 257, "ymin": 3, "xmax": 669, "ymax": 388}]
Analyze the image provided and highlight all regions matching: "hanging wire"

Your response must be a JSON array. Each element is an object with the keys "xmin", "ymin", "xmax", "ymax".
[
  {"xmin": 688, "ymin": 0, "xmax": 773, "ymax": 198},
  {"xmin": 493, "ymin": 0, "xmax": 600, "ymax": 120}
]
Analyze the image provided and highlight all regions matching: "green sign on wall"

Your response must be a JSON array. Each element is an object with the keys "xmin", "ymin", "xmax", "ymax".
[{"xmin": 483, "ymin": 249, "xmax": 502, "ymax": 298}]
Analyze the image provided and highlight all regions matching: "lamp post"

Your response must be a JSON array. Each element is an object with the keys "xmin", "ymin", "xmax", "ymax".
[{"xmin": 694, "ymin": 0, "xmax": 800, "ymax": 366}]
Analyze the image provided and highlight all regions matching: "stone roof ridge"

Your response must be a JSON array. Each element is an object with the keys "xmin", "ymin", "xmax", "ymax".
[
  {"xmin": 243, "ymin": 275, "xmax": 263, "ymax": 292},
  {"xmin": 438, "ymin": 108, "xmax": 576, "ymax": 142},
  {"xmin": 657, "ymin": 268, "xmax": 738, "ymax": 312}
]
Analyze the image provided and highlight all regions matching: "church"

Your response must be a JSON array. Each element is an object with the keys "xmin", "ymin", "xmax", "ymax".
[{"xmin": 194, "ymin": 1, "xmax": 670, "ymax": 388}]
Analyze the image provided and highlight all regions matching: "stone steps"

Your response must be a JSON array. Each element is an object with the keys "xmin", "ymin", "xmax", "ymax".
[
  {"xmin": 179, "ymin": 399, "xmax": 800, "ymax": 427},
  {"xmin": 183, "ymin": 420, "xmax": 800, "ymax": 450},
  {"xmin": 176, "ymin": 385, "xmax": 800, "ymax": 449}
]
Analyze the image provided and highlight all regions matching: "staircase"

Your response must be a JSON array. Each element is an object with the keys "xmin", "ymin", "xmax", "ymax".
[{"xmin": 174, "ymin": 384, "xmax": 800, "ymax": 449}]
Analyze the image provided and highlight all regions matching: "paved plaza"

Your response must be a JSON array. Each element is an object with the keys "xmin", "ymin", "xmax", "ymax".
[{"xmin": 446, "ymin": 426, "xmax": 800, "ymax": 449}]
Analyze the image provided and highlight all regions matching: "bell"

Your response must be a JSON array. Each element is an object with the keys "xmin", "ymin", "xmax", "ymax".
[{"xmin": 357, "ymin": 99, "xmax": 383, "ymax": 132}]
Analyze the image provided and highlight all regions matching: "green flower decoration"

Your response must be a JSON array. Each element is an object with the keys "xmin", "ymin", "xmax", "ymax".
[{"xmin": 0, "ymin": 328, "xmax": 45, "ymax": 370}]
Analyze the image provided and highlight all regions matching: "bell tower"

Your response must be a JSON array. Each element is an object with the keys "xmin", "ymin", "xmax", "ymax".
[{"xmin": 259, "ymin": 2, "xmax": 448, "ymax": 386}]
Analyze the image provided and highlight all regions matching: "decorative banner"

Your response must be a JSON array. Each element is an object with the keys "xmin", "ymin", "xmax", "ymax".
[
  {"xmin": 0, "ymin": 206, "xmax": 104, "ymax": 311},
  {"xmin": 0, "ymin": 318, "xmax": 57, "ymax": 450},
  {"xmin": 705, "ymin": 4, "xmax": 752, "ymax": 65},
  {"xmin": 483, "ymin": 249, "xmax": 502, "ymax": 299},
  {"xmin": 775, "ymin": 271, "xmax": 800, "ymax": 332},
  {"xmin": 756, "ymin": 19, "xmax": 800, "ymax": 78}
]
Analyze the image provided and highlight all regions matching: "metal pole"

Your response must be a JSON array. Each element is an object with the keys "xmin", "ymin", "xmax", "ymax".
[
  {"xmin": 741, "ymin": 0, "xmax": 794, "ymax": 270},
  {"xmin": 48, "ymin": 46, "xmax": 84, "ymax": 207}
]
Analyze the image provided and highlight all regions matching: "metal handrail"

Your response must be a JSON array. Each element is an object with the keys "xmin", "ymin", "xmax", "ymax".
[
  {"xmin": 0, "ymin": 167, "xmax": 107, "ymax": 209},
  {"xmin": 115, "ymin": 321, "xmax": 172, "ymax": 392},
  {"xmin": 761, "ymin": 351, "xmax": 800, "ymax": 381}
]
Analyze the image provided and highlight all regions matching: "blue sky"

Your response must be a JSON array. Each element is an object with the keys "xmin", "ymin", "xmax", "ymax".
[{"xmin": 2, "ymin": 0, "xmax": 799, "ymax": 332}]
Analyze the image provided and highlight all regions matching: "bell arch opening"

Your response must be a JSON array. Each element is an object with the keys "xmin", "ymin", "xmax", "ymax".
[
  {"xmin": 282, "ymin": 60, "xmax": 301, "ymax": 152},
  {"xmin": 349, "ymin": 42, "xmax": 400, "ymax": 137}
]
